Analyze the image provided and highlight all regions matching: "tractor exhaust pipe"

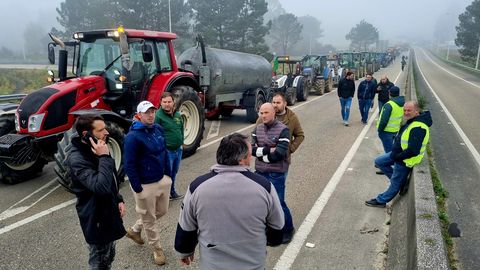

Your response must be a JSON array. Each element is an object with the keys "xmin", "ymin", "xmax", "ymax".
[{"xmin": 48, "ymin": 33, "xmax": 68, "ymax": 81}]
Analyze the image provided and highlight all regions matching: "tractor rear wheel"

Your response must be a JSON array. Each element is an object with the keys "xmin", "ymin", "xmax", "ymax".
[
  {"xmin": 171, "ymin": 86, "xmax": 205, "ymax": 158},
  {"xmin": 286, "ymin": 87, "xmax": 296, "ymax": 106},
  {"xmin": 54, "ymin": 121, "xmax": 125, "ymax": 192},
  {"xmin": 296, "ymin": 77, "xmax": 309, "ymax": 101},
  {"xmin": 314, "ymin": 79, "xmax": 325, "ymax": 95},
  {"xmin": 0, "ymin": 114, "xmax": 47, "ymax": 184}
]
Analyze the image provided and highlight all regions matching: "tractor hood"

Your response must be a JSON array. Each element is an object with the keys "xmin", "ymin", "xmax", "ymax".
[{"xmin": 17, "ymin": 75, "xmax": 107, "ymax": 135}]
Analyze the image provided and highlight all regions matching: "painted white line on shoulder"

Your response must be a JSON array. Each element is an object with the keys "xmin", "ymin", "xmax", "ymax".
[
  {"xmin": 0, "ymin": 199, "xmax": 76, "ymax": 236},
  {"xmin": 274, "ymin": 70, "xmax": 402, "ymax": 270},
  {"xmin": 420, "ymin": 48, "xmax": 480, "ymax": 89},
  {"xmin": 206, "ymin": 119, "xmax": 221, "ymax": 140},
  {"xmin": 415, "ymin": 49, "xmax": 480, "ymax": 167}
]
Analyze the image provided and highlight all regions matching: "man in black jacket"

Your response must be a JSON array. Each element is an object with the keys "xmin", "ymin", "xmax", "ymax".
[
  {"xmin": 67, "ymin": 115, "xmax": 126, "ymax": 269},
  {"xmin": 337, "ymin": 71, "xmax": 356, "ymax": 126},
  {"xmin": 375, "ymin": 75, "xmax": 394, "ymax": 112}
]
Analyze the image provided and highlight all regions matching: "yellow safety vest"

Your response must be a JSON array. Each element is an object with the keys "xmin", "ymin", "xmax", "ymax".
[
  {"xmin": 400, "ymin": 121, "xmax": 430, "ymax": 168},
  {"xmin": 377, "ymin": 101, "xmax": 403, "ymax": 132}
]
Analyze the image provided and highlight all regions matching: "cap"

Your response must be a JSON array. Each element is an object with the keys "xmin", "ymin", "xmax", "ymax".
[
  {"xmin": 389, "ymin": 86, "xmax": 400, "ymax": 96},
  {"xmin": 136, "ymin": 101, "xmax": 157, "ymax": 113}
]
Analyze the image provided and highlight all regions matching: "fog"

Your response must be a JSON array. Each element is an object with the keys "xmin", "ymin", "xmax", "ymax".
[
  {"xmin": 278, "ymin": 0, "xmax": 470, "ymax": 48},
  {"xmin": 0, "ymin": 0, "xmax": 472, "ymax": 56}
]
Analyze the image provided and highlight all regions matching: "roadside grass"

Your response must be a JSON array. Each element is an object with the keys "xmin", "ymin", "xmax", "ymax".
[
  {"xmin": 0, "ymin": 69, "xmax": 50, "ymax": 95},
  {"xmin": 429, "ymin": 49, "xmax": 480, "ymax": 77},
  {"xmin": 413, "ymin": 66, "xmax": 458, "ymax": 269}
]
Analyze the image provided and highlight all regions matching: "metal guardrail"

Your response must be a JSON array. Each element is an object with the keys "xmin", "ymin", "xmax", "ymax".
[{"xmin": 0, "ymin": 94, "xmax": 27, "ymax": 103}]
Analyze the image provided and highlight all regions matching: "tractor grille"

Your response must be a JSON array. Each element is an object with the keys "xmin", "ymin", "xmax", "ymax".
[{"xmin": 18, "ymin": 88, "xmax": 59, "ymax": 129}]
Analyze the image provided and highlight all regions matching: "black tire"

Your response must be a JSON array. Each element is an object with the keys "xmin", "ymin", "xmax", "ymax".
[
  {"xmin": 296, "ymin": 77, "xmax": 309, "ymax": 101},
  {"xmin": 313, "ymin": 79, "xmax": 325, "ymax": 95},
  {"xmin": 220, "ymin": 108, "xmax": 234, "ymax": 117},
  {"xmin": 286, "ymin": 87, "xmax": 296, "ymax": 106},
  {"xmin": 171, "ymin": 86, "xmax": 205, "ymax": 158},
  {"xmin": 325, "ymin": 75, "xmax": 333, "ymax": 93},
  {"xmin": 246, "ymin": 90, "xmax": 266, "ymax": 123},
  {"xmin": 0, "ymin": 114, "xmax": 47, "ymax": 184},
  {"xmin": 54, "ymin": 121, "xmax": 126, "ymax": 193}
]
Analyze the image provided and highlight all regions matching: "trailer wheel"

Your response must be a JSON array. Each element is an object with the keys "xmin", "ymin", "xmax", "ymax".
[
  {"xmin": 54, "ymin": 121, "xmax": 125, "ymax": 192},
  {"xmin": 296, "ymin": 77, "xmax": 309, "ymax": 101},
  {"xmin": 0, "ymin": 114, "xmax": 47, "ymax": 184},
  {"xmin": 286, "ymin": 87, "xmax": 296, "ymax": 106},
  {"xmin": 171, "ymin": 86, "xmax": 205, "ymax": 158},
  {"xmin": 246, "ymin": 90, "xmax": 266, "ymax": 123}
]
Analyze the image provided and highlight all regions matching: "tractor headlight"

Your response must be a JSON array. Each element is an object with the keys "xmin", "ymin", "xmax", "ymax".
[
  {"xmin": 28, "ymin": 113, "xmax": 45, "ymax": 132},
  {"xmin": 15, "ymin": 113, "xmax": 20, "ymax": 132}
]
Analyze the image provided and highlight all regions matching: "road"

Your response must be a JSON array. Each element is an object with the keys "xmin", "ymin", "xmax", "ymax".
[
  {"xmin": 1, "ymin": 62, "xmax": 405, "ymax": 270},
  {"xmin": 413, "ymin": 47, "xmax": 480, "ymax": 270}
]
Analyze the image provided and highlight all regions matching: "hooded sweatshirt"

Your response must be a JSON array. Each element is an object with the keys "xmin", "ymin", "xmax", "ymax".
[{"xmin": 390, "ymin": 111, "xmax": 433, "ymax": 165}]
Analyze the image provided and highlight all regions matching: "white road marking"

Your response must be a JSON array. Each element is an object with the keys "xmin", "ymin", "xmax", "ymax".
[
  {"xmin": 206, "ymin": 119, "xmax": 221, "ymax": 140},
  {"xmin": 0, "ymin": 179, "xmax": 60, "ymax": 221},
  {"xmin": 420, "ymin": 48, "xmax": 480, "ymax": 89},
  {"xmin": 273, "ymin": 69, "xmax": 402, "ymax": 269},
  {"xmin": 0, "ymin": 199, "xmax": 76, "ymax": 236},
  {"xmin": 415, "ymin": 49, "xmax": 480, "ymax": 168},
  {"xmin": 0, "ymin": 90, "xmax": 336, "ymax": 235}
]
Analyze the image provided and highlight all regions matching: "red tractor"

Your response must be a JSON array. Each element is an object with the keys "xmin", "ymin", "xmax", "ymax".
[{"xmin": 0, "ymin": 27, "xmax": 205, "ymax": 184}]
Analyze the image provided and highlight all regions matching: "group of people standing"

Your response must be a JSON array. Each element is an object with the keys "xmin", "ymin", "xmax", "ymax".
[{"xmin": 66, "ymin": 91, "xmax": 304, "ymax": 269}]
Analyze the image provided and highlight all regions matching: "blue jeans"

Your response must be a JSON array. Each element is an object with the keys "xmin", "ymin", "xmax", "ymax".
[
  {"xmin": 378, "ymin": 131, "xmax": 396, "ymax": 153},
  {"xmin": 358, "ymin": 99, "xmax": 373, "ymax": 123},
  {"xmin": 374, "ymin": 152, "xmax": 411, "ymax": 203},
  {"xmin": 378, "ymin": 101, "xmax": 385, "ymax": 113},
  {"xmin": 167, "ymin": 147, "xmax": 183, "ymax": 195},
  {"xmin": 88, "ymin": 242, "xmax": 116, "ymax": 270},
  {"xmin": 339, "ymin": 97, "xmax": 352, "ymax": 122},
  {"xmin": 257, "ymin": 171, "xmax": 294, "ymax": 231}
]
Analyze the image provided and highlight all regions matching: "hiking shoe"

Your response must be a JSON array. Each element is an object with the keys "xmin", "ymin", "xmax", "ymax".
[
  {"xmin": 153, "ymin": 247, "xmax": 166, "ymax": 265},
  {"xmin": 282, "ymin": 228, "xmax": 295, "ymax": 244},
  {"xmin": 365, "ymin": 198, "xmax": 386, "ymax": 208},
  {"xmin": 375, "ymin": 170, "xmax": 385, "ymax": 175},
  {"xmin": 170, "ymin": 192, "xmax": 184, "ymax": 201},
  {"xmin": 126, "ymin": 228, "xmax": 144, "ymax": 245}
]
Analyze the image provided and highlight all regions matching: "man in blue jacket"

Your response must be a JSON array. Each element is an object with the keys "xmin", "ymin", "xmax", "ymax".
[
  {"xmin": 357, "ymin": 73, "xmax": 377, "ymax": 124},
  {"xmin": 124, "ymin": 101, "xmax": 172, "ymax": 265},
  {"xmin": 67, "ymin": 114, "xmax": 126, "ymax": 269}
]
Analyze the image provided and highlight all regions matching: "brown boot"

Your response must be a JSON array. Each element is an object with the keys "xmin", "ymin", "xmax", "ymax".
[
  {"xmin": 126, "ymin": 228, "xmax": 144, "ymax": 245},
  {"xmin": 153, "ymin": 247, "xmax": 166, "ymax": 265}
]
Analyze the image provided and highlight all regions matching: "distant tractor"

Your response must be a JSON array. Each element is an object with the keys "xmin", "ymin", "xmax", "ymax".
[
  {"xmin": 338, "ymin": 52, "xmax": 364, "ymax": 79},
  {"xmin": 271, "ymin": 56, "xmax": 307, "ymax": 105},
  {"xmin": 300, "ymin": 54, "xmax": 333, "ymax": 96}
]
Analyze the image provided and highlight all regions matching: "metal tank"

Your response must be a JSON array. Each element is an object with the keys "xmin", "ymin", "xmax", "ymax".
[{"xmin": 178, "ymin": 44, "xmax": 272, "ymax": 109}]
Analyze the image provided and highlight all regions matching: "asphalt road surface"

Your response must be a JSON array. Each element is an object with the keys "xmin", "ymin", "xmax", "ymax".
[
  {"xmin": 413, "ymin": 47, "xmax": 480, "ymax": 270},
  {"xmin": 0, "ymin": 62, "xmax": 406, "ymax": 270}
]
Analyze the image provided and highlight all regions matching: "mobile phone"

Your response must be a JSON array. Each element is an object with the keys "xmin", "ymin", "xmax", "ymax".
[{"xmin": 82, "ymin": 131, "xmax": 98, "ymax": 147}]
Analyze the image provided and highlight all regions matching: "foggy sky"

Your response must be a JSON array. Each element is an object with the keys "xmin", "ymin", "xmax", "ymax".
[
  {"xmin": 278, "ymin": 0, "xmax": 471, "ymax": 48},
  {"xmin": 0, "ymin": 0, "xmax": 473, "ymax": 52}
]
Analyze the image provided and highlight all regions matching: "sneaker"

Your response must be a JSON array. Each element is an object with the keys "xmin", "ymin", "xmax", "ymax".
[
  {"xmin": 345, "ymin": 121, "xmax": 349, "ymax": 126},
  {"xmin": 153, "ymin": 247, "xmax": 166, "ymax": 265},
  {"xmin": 170, "ymin": 192, "xmax": 184, "ymax": 201},
  {"xmin": 375, "ymin": 170, "xmax": 385, "ymax": 175},
  {"xmin": 365, "ymin": 198, "xmax": 386, "ymax": 208},
  {"xmin": 126, "ymin": 228, "xmax": 144, "ymax": 245},
  {"xmin": 282, "ymin": 228, "xmax": 295, "ymax": 244}
]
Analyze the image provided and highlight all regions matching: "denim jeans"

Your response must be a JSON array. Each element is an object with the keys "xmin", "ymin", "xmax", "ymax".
[
  {"xmin": 374, "ymin": 152, "xmax": 411, "ymax": 203},
  {"xmin": 88, "ymin": 241, "xmax": 116, "ymax": 270},
  {"xmin": 257, "ymin": 171, "xmax": 294, "ymax": 231},
  {"xmin": 339, "ymin": 97, "xmax": 352, "ymax": 122},
  {"xmin": 378, "ymin": 101, "xmax": 385, "ymax": 113},
  {"xmin": 167, "ymin": 147, "xmax": 183, "ymax": 195},
  {"xmin": 358, "ymin": 99, "xmax": 373, "ymax": 123},
  {"xmin": 378, "ymin": 131, "xmax": 396, "ymax": 153}
]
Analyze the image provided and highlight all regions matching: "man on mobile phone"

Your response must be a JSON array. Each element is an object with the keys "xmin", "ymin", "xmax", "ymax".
[{"xmin": 66, "ymin": 114, "xmax": 126, "ymax": 270}]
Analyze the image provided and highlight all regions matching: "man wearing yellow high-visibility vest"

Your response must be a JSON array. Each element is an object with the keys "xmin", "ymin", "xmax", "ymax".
[
  {"xmin": 366, "ymin": 101, "xmax": 432, "ymax": 207},
  {"xmin": 376, "ymin": 86, "xmax": 404, "ymax": 154}
]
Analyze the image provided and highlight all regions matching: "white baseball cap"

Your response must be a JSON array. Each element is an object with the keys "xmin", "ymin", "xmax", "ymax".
[{"xmin": 136, "ymin": 101, "xmax": 157, "ymax": 113}]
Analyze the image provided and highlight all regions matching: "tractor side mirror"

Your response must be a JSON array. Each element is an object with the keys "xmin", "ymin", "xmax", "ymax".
[
  {"xmin": 48, "ymin": 43, "xmax": 55, "ymax": 65},
  {"xmin": 142, "ymin": 44, "xmax": 153, "ymax": 63}
]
